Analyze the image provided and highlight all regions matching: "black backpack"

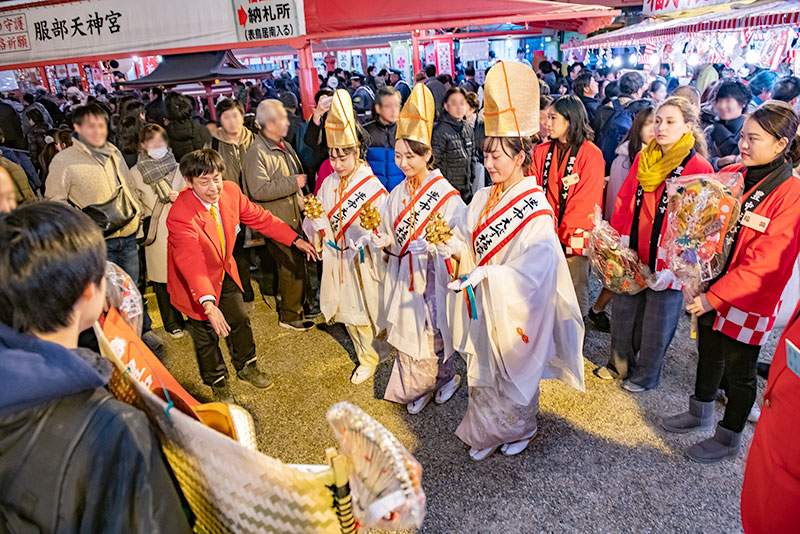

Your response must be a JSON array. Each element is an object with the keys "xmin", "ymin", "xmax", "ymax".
[
  {"xmin": 0, "ymin": 389, "xmax": 110, "ymax": 533},
  {"xmin": 596, "ymin": 98, "xmax": 652, "ymax": 175}
]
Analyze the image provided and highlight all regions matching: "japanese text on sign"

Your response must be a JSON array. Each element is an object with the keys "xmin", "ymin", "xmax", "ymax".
[{"xmin": 235, "ymin": 0, "xmax": 299, "ymax": 42}]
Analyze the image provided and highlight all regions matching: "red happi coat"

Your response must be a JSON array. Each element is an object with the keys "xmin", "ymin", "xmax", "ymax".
[
  {"xmin": 705, "ymin": 164, "xmax": 800, "ymax": 345},
  {"xmin": 531, "ymin": 140, "xmax": 605, "ymax": 256},
  {"xmin": 610, "ymin": 152, "xmax": 713, "ymax": 288},
  {"xmin": 741, "ymin": 302, "xmax": 800, "ymax": 533}
]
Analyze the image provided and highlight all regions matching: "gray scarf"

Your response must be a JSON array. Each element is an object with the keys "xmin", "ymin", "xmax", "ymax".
[
  {"xmin": 137, "ymin": 151, "xmax": 178, "ymax": 204},
  {"xmin": 78, "ymin": 135, "xmax": 117, "ymax": 165}
]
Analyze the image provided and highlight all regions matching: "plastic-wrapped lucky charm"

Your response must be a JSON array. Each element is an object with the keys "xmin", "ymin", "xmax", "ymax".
[
  {"xmin": 425, "ymin": 211, "xmax": 453, "ymax": 244},
  {"xmin": 359, "ymin": 201, "xmax": 382, "ymax": 233},
  {"xmin": 303, "ymin": 194, "xmax": 325, "ymax": 219}
]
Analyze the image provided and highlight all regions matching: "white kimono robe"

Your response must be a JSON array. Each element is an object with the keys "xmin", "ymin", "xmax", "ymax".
[
  {"xmin": 302, "ymin": 164, "xmax": 389, "ymax": 366},
  {"xmin": 377, "ymin": 169, "xmax": 467, "ymax": 403},
  {"xmin": 450, "ymin": 177, "xmax": 585, "ymax": 449}
]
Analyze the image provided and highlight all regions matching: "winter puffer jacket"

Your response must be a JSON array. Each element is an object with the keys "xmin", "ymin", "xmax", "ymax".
[
  {"xmin": 166, "ymin": 118, "xmax": 212, "ymax": 161},
  {"xmin": 364, "ymin": 119, "xmax": 404, "ymax": 191},
  {"xmin": 431, "ymin": 112, "xmax": 475, "ymax": 203}
]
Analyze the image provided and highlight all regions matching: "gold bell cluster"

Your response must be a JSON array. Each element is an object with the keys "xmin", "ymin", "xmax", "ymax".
[
  {"xmin": 359, "ymin": 202, "xmax": 382, "ymax": 231},
  {"xmin": 425, "ymin": 212, "xmax": 453, "ymax": 244},
  {"xmin": 303, "ymin": 195, "xmax": 325, "ymax": 219}
]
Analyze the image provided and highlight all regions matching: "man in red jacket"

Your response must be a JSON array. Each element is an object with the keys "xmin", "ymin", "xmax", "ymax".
[{"xmin": 167, "ymin": 149, "xmax": 318, "ymax": 401}]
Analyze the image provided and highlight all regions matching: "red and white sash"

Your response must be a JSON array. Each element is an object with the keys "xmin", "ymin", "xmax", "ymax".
[
  {"xmin": 472, "ymin": 187, "xmax": 552, "ymax": 266},
  {"xmin": 393, "ymin": 176, "xmax": 459, "ymax": 254},
  {"xmin": 328, "ymin": 174, "xmax": 386, "ymax": 244}
]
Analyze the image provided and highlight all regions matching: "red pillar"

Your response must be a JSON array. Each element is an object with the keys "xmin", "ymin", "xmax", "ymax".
[
  {"xmin": 38, "ymin": 66, "xmax": 50, "ymax": 92},
  {"xmin": 296, "ymin": 42, "xmax": 320, "ymax": 120},
  {"xmin": 411, "ymin": 31, "xmax": 421, "ymax": 77},
  {"xmin": 78, "ymin": 64, "xmax": 89, "ymax": 92}
]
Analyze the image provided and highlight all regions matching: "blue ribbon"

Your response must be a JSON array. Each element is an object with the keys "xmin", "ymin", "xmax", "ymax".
[
  {"xmin": 359, "ymin": 247, "xmax": 365, "ymax": 264},
  {"xmin": 464, "ymin": 279, "xmax": 478, "ymax": 321},
  {"xmin": 327, "ymin": 239, "xmax": 343, "ymax": 251}
]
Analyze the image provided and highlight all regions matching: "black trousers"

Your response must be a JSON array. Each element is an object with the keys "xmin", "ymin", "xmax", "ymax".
[
  {"xmin": 233, "ymin": 229, "xmax": 256, "ymax": 302},
  {"xmin": 152, "ymin": 282, "xmax": 185, "ymax": 332},
  {"xmin": 694, "ymin": 313, "xmax": 761, "ymax": 433},
  {"xmin": 260, "ymin": 238, "xmax": 307, "ymax": 323},
  {"xmin": 186, "ymin": 274, "xmax": 257, "ymax": 385}
]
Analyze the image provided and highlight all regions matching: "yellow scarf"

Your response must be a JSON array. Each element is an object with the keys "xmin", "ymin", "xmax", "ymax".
[{"xmin": 637, "ymin": 131, "xmax": 695, "ymax": 192}]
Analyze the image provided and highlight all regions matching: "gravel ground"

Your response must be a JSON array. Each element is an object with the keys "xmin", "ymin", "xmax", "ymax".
[{"xmin": 146, "ymin": 277, "xmax": 775, "ymax": 534}]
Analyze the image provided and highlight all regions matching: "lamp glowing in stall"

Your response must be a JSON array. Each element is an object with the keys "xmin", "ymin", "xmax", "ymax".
[
  {"xmin": 687, "ymin": 53, "xmax": 700, "ymax": 67},
  {"xmin": 745, "ymin": 48, "xmax": 760, "ymax": 64},
  {"xmin": 612, "ymin": 56, "xmax": 622, "ymax": 68},
  {"xmin": 722, "ymin": 34, "xmax": 737, "ymax": 56},
  {"xmin": 629, "ymin": 53, "xmax": 638, "ymax": 65},
  {"xmin": 649, "ymin": 54, "xmax": 660, "ymax": 66}
]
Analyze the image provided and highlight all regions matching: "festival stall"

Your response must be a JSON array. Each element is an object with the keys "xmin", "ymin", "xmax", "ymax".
[
  {"xmin": 561, "ymin": 0, "xmax": 800, "ymax": 76},
  {"xmin": 0, "ymin": 0, "xmax": 617, "ymax": 115}
]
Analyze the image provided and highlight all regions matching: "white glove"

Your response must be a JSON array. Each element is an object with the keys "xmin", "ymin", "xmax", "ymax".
[
  {"xmin": 310, "ymin": 217, "xmax": 328, "ymax": 232},
  {"xmin": 371, "ymin": 231, "xmax": 392, "ymax": 249},
  {"xmin": 648, "ymin": 269, "xmax": 678, "ymax": 292},
  {"xmin": 447, "ymin": 266, "xmax": 488, "ymax": 291},
  {"xmin": 354, "ymin": 235, "xmax": 371, "ymax": 250},
  {"xmin": 407, "ymin": 238, "xmax": 430, "ymax": 255},
  {"xmin": 342, "ymin": 239, "xmax": 359, "ymax": 261},
  {"xmin": 436, "ymin": 235, "xmax": 465, "ymax": 258}
]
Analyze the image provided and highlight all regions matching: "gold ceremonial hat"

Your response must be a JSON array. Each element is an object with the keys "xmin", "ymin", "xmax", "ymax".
[
  {"xmin": 483, "ymin": 61, "xmax": 540, "ymax": 138},
  {"xmin": 396, "ymin": 83, "xmax": 435, "ymax": 146},
  {"xmin": 325, "ymin": 89, "xmax": 359, "ymax": 149}
]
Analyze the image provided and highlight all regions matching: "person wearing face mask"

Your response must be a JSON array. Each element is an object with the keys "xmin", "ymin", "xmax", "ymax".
[
  {"xmin": 302, "ymin": 90, "xmax": 391, "ymax": 385},
  {"xmin": 594, "ymin": 97, "xmax": 713, "ymax": 392},
  {"xmin": 129, "ymin": 124, "xmax": 186, "ymax": 339},
  {"xmin": 444, "ymin": 62, "xmax": 585, "ymax": 461},
  {"xmin": 663, "ymin": 101, "xmax": 800, "ymax": 464},
  {"xmin": 531, "ymin": 95, "xmax": 605, "ymax": 319},
  {"xmin": 371, "ymin": 83, "xmax": 467, "ymax": 415}
]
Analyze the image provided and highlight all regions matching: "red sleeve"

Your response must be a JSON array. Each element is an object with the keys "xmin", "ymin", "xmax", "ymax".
[
  {"xmin": 166, "ymin": 208, "xmax": 216, "ymax": 302},
  {"xmin": 235, "ymin": 185, "xmax": 298, "ymax": 246},
  {"xmin": 610, "ymin": 155, "xmax": 641, "ymax": 235},
  {"xmin": 560, "ymin": 141, "xmax": 605, "ymax": 233},
  {"xmin": 708, "ymin": 179, "xmax": 800, "ymax": 314}
]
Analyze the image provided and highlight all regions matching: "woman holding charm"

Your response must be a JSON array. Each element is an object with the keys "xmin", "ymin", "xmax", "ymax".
[
  {"xmin": 531, "ymin": 95, "xmax": 605, "ymax": 318},
  {"xmin": 371, "ymin": 82, "xmax": 467, "ymax": 414},
  {"xmin": 445, "ymin": 62, "xmax": 585, "ymax": 461},
  {"xmin": 302, "ymin": 89, "xmax": 391, "ymax": 385},
  {"xmin": 663, "ymin": 101, "xmax": 800, "ymax": 464},
  {"xmin": 595, "ymin": 96, "xmax": 712, "ymax": 392}
]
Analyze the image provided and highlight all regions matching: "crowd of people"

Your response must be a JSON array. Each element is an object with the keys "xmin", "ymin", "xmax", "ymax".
[{"xmin": 0, "ymin": 51, "xmax": 799, "ymax": 532}]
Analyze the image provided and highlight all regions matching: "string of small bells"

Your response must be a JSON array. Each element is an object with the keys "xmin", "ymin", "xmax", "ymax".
[
  {"xmin": 424, "ymin": 212, "xmax": 453, "ymax": 245},
  {"xmin": 359, "ymin": 202, "xmax": 382, "ymax": 232}
]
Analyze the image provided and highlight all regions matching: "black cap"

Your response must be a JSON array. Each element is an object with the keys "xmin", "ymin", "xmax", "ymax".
[
  {"xmin": 351, "ymin": 71, "xmax": 365, "ymax": 80},
  {"xmin": 389, "ymin": 68, "xmax": 401, "ymax": 75}
]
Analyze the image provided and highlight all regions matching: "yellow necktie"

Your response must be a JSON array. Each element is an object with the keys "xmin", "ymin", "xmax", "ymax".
[{"xmin": 209, "ymin": 205, "xmax": 225, "ymax": 253}]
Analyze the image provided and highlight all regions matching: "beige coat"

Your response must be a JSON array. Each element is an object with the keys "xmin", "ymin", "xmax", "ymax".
[
  {"xmin": 242, "ymin": 132, "xmax": 303, "ymax": 231},
  {"xmin": 45, "ymin": 139, "xmax": 141, "ymax": 239},
  {"xmin": 129, "ymin": 164, "xmax": 186, "ymax": 283},
  {"xmin": 205, "ymin": 128, "xmax": 254, "ymax": 187}
]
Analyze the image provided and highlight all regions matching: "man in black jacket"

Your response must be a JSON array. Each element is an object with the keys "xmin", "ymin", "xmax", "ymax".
[
  {"xmin": 0, "ymin": 99, "xmax": 25, "ymax": 150},
  {"xmin": 431, "ymin": 87, "xmax": 475, "ymax": 203},
  {"xmin": 0, "ymin": 202, "xmax": 189, "ymax": 533},
  {"xmin": 303, "ymin": 88, "xmax": 334, "ymax": 188},
  {"xmin": 574, "ymin": 71, "xmax": 600, "ymax": 125},
  {"xmin": 459, "ymin": 66, "xmax": 480, "ymax": 94},
  {"xmin": 705, "ymin": 79, "xmax": 751, "ymax": 170}
]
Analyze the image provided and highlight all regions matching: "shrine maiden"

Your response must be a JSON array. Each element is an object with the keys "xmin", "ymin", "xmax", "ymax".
[
  {"xmin": 303, "ymin": 90, "xmax": 391, "ymax": 384},
  {"xmin": 446, "ymin": 62, "xmax": 585, "ymax": 461},
  {"xmin": 372, "ymin": 83, "xmax": 467, "ymax": 414}
]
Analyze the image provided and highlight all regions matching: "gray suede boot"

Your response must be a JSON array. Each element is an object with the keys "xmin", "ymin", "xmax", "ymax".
[
  {"xmin": 661, "ymin": 397, "xmax": 715, "ymax": 433},
  {"xmin": 686, "ymin": 424, "xmax": 743, "ymax": 463}
]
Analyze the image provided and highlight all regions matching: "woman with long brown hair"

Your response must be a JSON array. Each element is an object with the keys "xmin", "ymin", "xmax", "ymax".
[{"xmin": 595, "ymin": 96, "xmax": 713, "ymax": 392}]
